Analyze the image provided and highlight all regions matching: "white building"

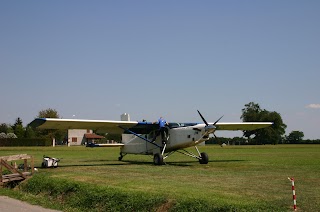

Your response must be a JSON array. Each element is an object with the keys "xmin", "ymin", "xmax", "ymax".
[
  {"xmin": 66, "ymin": 113, "xmax": 129, "ymax": 146},
  {"xmin": 67, "ymin": 129, "xmax": 105, "ymax": 146}
]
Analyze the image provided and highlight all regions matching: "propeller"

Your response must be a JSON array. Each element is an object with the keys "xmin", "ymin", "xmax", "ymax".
[
  {"xmin": 196, "ymin": 110, "xmax": 224, "ymax": 144},
  {"xmin": 197, "ymin": 110, "xmax": 223, "ymax": 131}
]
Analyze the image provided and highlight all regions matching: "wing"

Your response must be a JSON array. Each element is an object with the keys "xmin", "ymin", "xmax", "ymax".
[
  {"xmin": 29, "ymin": 118, "xmax": 157, "ymax": 134},
  {"xmin": 214, "ymin": 122, "xmax": 273, "ymax": 131}
]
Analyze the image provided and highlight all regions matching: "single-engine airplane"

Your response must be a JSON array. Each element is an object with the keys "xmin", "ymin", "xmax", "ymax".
[{"xmin": 29, "ymin": 111, "xmax": 272, "ymax": 165}]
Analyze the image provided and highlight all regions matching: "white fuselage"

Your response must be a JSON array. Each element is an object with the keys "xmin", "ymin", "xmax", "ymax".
[{"xmin": 120, "ymin": 124, "xmax": 209, "ymax": 155}]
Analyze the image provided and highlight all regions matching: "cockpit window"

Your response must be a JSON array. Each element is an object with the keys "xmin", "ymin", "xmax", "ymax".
[
  {"xmin": 168, "ymin": 123, "xmax": 180, "ymax": 128},
  {"xmin": 168, "ymin": 123, "xmax": 197, "ymax": 129}
]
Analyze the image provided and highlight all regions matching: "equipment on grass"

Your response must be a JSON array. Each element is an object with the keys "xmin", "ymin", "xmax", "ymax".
[{"xmin": 41, "ymin": 155, "xmax": 60, "ymax": 168}]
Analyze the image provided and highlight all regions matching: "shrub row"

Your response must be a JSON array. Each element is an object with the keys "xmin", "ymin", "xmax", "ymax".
[
  {"xmin": 20, "ymin": 174, "xmax": 167, "ymax": 211},
  {"xmin": 19, "ymin": 174, "xmax": 251, "ymax": 211},
  {"xmin": 19, "ymin": 174, "xmax": 278, "ymax": 211},
  {"xmin": 0, "ymin": 138, "xmax": 52, "ymax": 146}
]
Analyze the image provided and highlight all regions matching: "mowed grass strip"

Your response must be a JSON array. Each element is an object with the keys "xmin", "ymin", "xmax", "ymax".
[{"xmin": 0, "ymin": 145, "xmax": 319, "ymax": 211}]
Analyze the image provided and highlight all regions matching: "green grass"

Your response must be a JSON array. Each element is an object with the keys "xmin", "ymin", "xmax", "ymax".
[{"xmin": 1, "ymin": 145, "xmax": 320, "ymax": 211}]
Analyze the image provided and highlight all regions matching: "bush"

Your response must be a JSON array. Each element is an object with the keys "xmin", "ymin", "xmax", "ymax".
[
  {"xmin": 0, "ymin": 132, "xmax": 7, "ymax": 139},
  {"xmin": 20, "ymin": 174, "xmax": 167, "ymax": 211},
  {"xmin": 18, "ymin": 174, "xmax": 279, "ymax": 211},
  {"xmin": 6, "ymin": 133, "xmax": 17, "ymax": 138}
]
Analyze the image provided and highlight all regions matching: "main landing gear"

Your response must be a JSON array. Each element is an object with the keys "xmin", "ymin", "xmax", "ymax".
[
  {"xmin": 153, "ymin": 153, "xmax": 164, "ymax": 165},
  {"xmin": 199, "ymin": 152, "xmax": 209, "ymax": 164},
  {"xmin": 118, "ymin": 152, "xmax": 127, "ymax": 161},
  {"xmin": 153, "ymin": 146, "xmax": 209, "ymax": 166},
  {"xmin": 173, "ymin": 147, "xmax": 209, "ymax": 165}
]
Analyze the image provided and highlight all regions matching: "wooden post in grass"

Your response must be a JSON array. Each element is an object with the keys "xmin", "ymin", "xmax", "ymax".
[
  {"xmin": 288, "ymin": 177, "xmax": 297, "ymax": 211},
  {"xmin": 1, "ymin": 154, "xmax": 34, "ymax": 186},
  {"xmin": 0, "ymin": 159, "xmax": 2, "ymax": 186}
]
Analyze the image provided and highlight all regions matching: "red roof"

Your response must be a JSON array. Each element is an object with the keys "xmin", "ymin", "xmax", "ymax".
[{"xmin": 84, "ymin": 133, "xmax": 105, "ymax": 139}]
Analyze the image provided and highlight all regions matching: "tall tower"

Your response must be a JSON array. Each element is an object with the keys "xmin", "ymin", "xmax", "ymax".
[{"xmin": 121, "ymin": 113, "xmax": 130, "ymax": 121}]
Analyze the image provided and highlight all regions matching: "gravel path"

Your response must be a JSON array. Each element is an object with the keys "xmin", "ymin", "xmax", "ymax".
[{"xmin": 0, "ymin": 196, "xmax": 62, "ymax": 212}]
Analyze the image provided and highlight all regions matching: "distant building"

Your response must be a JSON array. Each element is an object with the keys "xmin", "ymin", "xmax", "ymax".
[
  {"xmin": 121, "ymin": 113, "xmax": 130, "ymax": 121},
  {"xmin": 67, "ymin": 129, "xmax": 104, "ymax": 146},
  {"xmin": 66, "ymin": 113, "xmax": 129, "ymax": 146}
]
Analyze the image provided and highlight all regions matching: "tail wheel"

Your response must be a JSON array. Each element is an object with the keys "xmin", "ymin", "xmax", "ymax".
[
  {"xmin": 199, "ymin": 152, "xmax": 209, "ymax": 164},
  {"xmin": 118, "ymin": 152, "xmax": 124, "ymax": 161},
  {"xmin": 153, "ymin": 153, "xmax": 164, "ymax": 165}
]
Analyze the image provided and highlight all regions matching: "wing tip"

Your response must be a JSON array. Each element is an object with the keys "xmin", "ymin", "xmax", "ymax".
[{"xmin": 28, "ymin": 118, "xmax": 47, "ymax": 128}]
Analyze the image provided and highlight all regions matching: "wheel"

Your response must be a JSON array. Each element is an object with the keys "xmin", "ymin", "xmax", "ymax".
[
  {"xmin": 118, "ymin": 153, "xmax": 124, "ymax": 161},
  {"xmin": 199, "ymin": 152, "xmax": 209, "ymax": 164},
  {"xmin": 153, "ymin": 153, "xmax": 164, "ymax": 165},
  {"xmin": 41, "ymin": 162, "xmax": 46, "ymax": 168}
]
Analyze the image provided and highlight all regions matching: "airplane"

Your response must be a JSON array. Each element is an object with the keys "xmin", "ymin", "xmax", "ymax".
[{"xmin": 29, "ymin": 111, "xmax": 273, "ymax": 165}]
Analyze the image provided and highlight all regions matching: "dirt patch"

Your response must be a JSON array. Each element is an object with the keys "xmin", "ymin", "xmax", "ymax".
[{"xmin": 156, "ymin": 199, "xmax": 175, "ymax": 212}]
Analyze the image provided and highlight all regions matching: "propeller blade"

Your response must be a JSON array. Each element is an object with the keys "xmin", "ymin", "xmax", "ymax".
[
  {"xmin": 213, "ymin": 133, "xmax": 218, "ymax": 140},
  {"xmin": 213, "ymin": 133, "xmax": 221, "ymax": 145},
  {"xmin": 213, "ymin": 115, "xmax": 224, "ymax": 125},
  {"xmin": 197, "ymin": 110, "xmax": 209, "ymax": 126}
]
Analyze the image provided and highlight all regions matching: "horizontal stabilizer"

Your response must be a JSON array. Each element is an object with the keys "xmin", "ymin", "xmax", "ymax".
[{"xmin": 86, "ymin": 143, "xmax": 124, "ymax": 147}]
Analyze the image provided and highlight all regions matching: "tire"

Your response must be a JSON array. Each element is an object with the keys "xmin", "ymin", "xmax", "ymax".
[
  {"xmin": 118, "ymin": 152, "xmax": 124, "ymax": 161},
  {"xmin": 199, "ymin": 152, "xmax": 209, "ymax": 164},
  {"xmin": 41, "ymin": 162, "xmax": 46, "ymax": 168},
  {"xmin": 153, "ymin": 153, "xmax": 164, "ymax": 165}
]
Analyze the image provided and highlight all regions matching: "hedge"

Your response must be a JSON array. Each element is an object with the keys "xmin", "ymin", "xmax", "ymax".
[{"xmin": 0, "ymin": 138, "xmax": 52, "ymax": 146}]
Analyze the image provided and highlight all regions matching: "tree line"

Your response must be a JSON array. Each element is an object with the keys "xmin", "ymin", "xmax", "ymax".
[
  {"xmin": 1, "ymin": 104, "xmax": 319, "ymax": 145},
  {"xmin": 0, "ymin": 108, "xmax": 65, "ymax": 142},
  {"xmin": 206, "ymin": 102, "xmax": 320, "ymax": 144}
]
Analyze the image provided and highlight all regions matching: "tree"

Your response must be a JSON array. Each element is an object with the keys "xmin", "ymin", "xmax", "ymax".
[
  {"xmin": 35, "ymin": 108, "xmax": 65, "ymax": 141},
  {"xmin": 231, "ymin": 136, "xmax": 247, "ymax": 145},
  {"xmin": 105, "ymin": 133, "xmax": 122, "ymax": 142},
  {"xmin": 286, "ymin": 131, "xmax": 304, "ymax": 144},
  {"xmin": 241, "ymin": 102, "xmax": 287, "ymax": 145},
  {"xmin": 25, "ymin": 126, "xmax": 36, "ymax": 138},
  {"xmin": 241, "ymin": 102, "xmax": 262, "ymax": 124},
  {"xmin": 0, "ymin": 123, "xmax": 13, "ymax": 134},
  {"xmin": 13, "ymin": 117, "xmax": 23, "ymax": 127},
  {"xmin": 12, "ymin": 117, "xmax": 25, "ymax": 138},
  {"xmin": 37, "ymin": 108, "xmax": 60, "ymax": 118}
]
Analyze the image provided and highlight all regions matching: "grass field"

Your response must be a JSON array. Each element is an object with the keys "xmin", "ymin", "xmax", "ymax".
[{"xmin": 1, "ymin": 145, "xmax": 320, "ymax": 211}]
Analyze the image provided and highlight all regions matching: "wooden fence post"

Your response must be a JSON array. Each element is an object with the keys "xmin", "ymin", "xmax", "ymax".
[
  {"xmin": 31, "ymin": 156, "xmax": 34, "ymax": 174},
  {"xmin": 0, "ymin": 159, "xmax": 3, "ymax": 186}
]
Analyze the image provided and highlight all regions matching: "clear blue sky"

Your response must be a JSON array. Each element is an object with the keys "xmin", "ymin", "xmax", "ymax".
[{"xmin": 1, "ymin": 1, "xmax": 319, "ymax": 139}]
